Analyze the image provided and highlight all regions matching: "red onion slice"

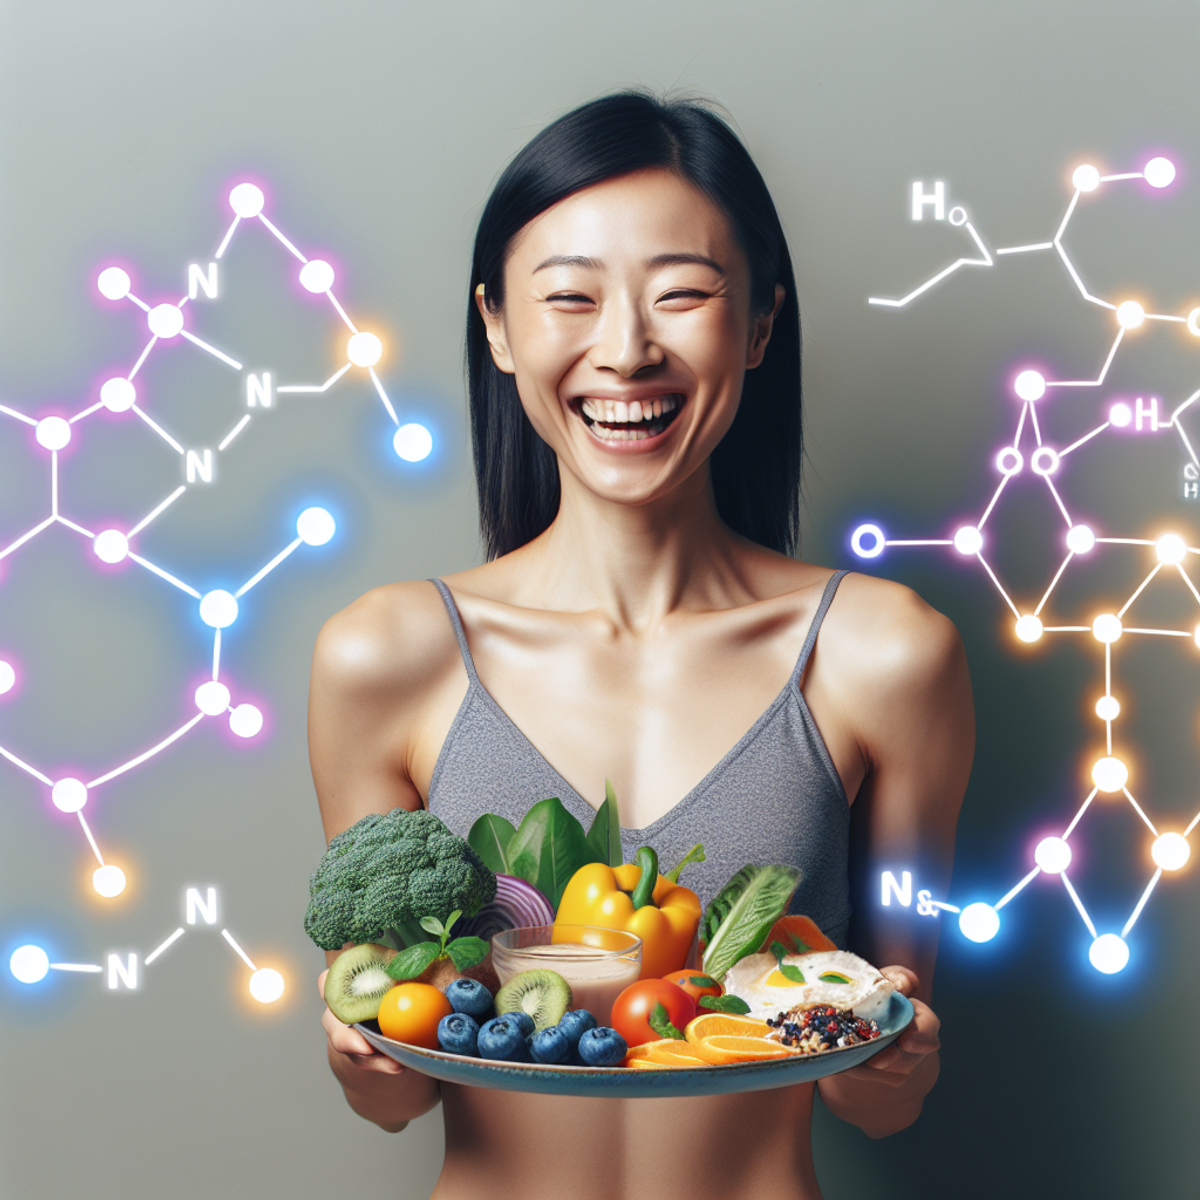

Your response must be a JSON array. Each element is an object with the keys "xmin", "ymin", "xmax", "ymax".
[{"xmin": 457, "ymin": 873, "xmax": 554, "ymax": 941}]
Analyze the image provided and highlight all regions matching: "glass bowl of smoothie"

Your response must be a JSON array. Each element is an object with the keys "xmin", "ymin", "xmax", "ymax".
[{"xmin": 491, "ymin": 925, "xmax": 642, "ymax": 1027}]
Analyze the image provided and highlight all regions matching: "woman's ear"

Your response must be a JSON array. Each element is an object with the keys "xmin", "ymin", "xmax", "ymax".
[
  {"xmin": 475, "ymin": 283, "xmax": 516, "ymax": 375},
  {"xmin": 746, "ymin": 284, "xmax": 786, "ymax": 370}
]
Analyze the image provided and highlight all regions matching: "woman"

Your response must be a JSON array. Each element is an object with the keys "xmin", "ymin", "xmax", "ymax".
[{"xmin": 311, "ymin": 91, "xmax": 972, "ymax": 1199}]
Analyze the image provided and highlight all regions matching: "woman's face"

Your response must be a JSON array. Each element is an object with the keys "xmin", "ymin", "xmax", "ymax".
[{"xmin": 479, "ymin": 168, "xmax": 782, "ymax": 510}]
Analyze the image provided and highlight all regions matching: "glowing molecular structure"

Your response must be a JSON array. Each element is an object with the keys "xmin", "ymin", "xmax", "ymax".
[
  {"xmin": 857, "ymin": 155, "xmax": 1200, "ymax": 973},
  {"xmin": 9, "ymin": 886, "xmax": 285, "ymax": 1005},
  {"xmin": 0, "ymin": 182, "xmax": 429, "ymax": 948}
]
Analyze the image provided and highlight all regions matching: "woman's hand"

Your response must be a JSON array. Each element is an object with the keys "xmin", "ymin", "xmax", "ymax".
[
  {"xmin": 317, "ymin": 969, "xmax": 405, "ymax": 1076},
  {"xmin": 815, "ymin": 966, "xmax": 941, "ymax": 1138}
]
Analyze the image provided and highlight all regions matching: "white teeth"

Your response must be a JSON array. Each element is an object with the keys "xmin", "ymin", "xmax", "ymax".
[
  {"xmin": 652, "ymin": 398, "xmax": 662, "ymax": 418},
  {"xmin": 628, "ymin": 400, "xmax": 643, "ymax": 422},
  {"xmin": 578, "ymin": 393, "xmax": 684, "ymax": 424},
  {"xmin": 613, "ymin": 400, "xmax": 629, "ymax": 423},
  {"xmin": 581, "ymin": 398, "xmax": 603, "ymax": 421}
]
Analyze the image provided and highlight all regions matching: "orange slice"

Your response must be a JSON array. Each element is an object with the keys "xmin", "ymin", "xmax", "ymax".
[
  {"xmin": 623, "ymin": 1039, "xmax": 679, "ymax": 1066},
  {"xmin": 643, "ymin": 1043, "xmax": 707, "ymax": 1067},
  {"xmin": 690, "ymin": 1035, "xmax": 796, "ymax": 1065},
  {"xmin": 684, "ymin": 1012, "xmax": 772, "ymax": 1047}
]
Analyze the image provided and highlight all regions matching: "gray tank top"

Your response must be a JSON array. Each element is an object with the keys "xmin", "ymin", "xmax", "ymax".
[{"xmin": 427, "ymin": 571, "xmax": 853, "ymax": 947}]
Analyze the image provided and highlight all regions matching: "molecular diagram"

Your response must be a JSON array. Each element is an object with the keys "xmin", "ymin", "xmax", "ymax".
[
  {"xmin": 857, "ymin": 155, "xmax": 1200, "ymax": 975},
  {"xmin": 5, "ymin": 181, "xmax": 430, "ymax": 1004}
]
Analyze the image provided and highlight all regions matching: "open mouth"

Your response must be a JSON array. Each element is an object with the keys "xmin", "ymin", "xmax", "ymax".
[{"xmin": 576, "ymin": 393, "xmax": 686, "ymax": 443}]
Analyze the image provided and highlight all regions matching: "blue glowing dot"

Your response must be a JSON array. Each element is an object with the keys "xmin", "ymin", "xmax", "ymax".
[
  {"xmin": 959, "ymin": 902, "xmax": 1000, "ymax": 943},
  {"xmin": 393, "ymin": 423, "xmax": 433, "ymax": 462},
  {"xmin": 1089, "ymin": 933, "xmax": 1129, "ymax": 974},
  {"xmin": 199, "ymin": 590, "xmax": 238, "ymax": 629},
  {"xmin": 296, "ymin": 506, "xmax": 335, "ymax": 546},
  {"xmin": 10, "ymin": 944, "xmax": 49, "ymax": 984},
  {"xmin": 850, "ymin": 523, "xmax": 885, "ymax": 559}
]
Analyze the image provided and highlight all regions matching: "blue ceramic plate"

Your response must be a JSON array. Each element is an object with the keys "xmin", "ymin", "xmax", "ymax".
[{"xmin": 355, "ymin": 992, "xmax": 913, "ymax": 1098}]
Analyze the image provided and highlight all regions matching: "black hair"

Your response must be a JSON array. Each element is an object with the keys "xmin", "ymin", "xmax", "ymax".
[{"xmin": 467, "ymin": 90, "xmax": 801, "ymax": 559}]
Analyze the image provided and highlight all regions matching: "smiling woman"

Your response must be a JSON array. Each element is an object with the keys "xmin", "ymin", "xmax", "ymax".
[{"xmin": 309, "ymin": 91, "xmax": 973, "ymax": 1200}]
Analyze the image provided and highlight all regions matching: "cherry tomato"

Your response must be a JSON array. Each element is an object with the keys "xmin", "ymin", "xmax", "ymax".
[
  {"xmin": 610, "ymin": 979, "xmax": 696, "ymax": 1048},
  {"xmin": 377, "ymin": 982, "xmax": 451, "ymax": 1048},
  {"xmin": 663, "ymin": 969, "xmax": 723, "ymax": 1008}
]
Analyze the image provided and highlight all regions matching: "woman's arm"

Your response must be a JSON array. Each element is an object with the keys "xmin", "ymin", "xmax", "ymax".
[
  {"xmin": 307, "ymin": 582, "xmax": 465, "ymax": 1130},
  {"xmin": 812, "ymin": 579, "xmax": 974, "ymax": 1137}
]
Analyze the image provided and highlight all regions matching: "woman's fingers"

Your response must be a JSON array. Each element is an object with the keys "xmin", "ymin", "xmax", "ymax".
[
  {"xmin": 318, "ymin": 972, "xmax": 406, "ymax": 1074},
  {"xmin": 850, "ymin": 996, "xmax": 939, "ymax": 1083}
]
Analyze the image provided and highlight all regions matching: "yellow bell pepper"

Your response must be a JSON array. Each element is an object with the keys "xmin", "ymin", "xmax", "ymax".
[{"xmin": 554, "ymin": 847, "xmax": 702, "ymax": 980}]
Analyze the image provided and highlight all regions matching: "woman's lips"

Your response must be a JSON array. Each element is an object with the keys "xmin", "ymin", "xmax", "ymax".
[{"xmin": 575, "ymin": 392, "xmax": 686, "ymax": 443}]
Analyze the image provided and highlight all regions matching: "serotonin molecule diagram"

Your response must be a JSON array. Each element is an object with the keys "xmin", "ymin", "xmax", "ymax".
[
  {"xmin": 858, "ymin": 154, "xmax": 1200, "ymax": 975},
  {"xmin": 5, "ymin": 181, "xmax": 431, "ymax": 1005}
]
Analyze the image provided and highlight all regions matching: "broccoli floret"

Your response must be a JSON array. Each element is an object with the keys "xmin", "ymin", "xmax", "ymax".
[{"xmin": 304, "ymin": 808, "xmax": 497, "ymax": 951}]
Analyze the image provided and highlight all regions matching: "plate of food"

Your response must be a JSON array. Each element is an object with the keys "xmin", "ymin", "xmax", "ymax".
[{"xmin": 309, "ymin": 798, "xmax": 914, "ymax": 1099}]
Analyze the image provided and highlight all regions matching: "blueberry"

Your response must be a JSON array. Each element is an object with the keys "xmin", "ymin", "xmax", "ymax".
[
  {"xmin": 506, "ymin": 1010, "xmax": 536, "ymax": 1038},
  {"xmin": 477, "ymin": 1016, "xmax": 533, "ymax": 1062},
  {"xmin": 437, "ymin": 1012, "xmax": 480, "ymax": 1057},
  {"xmin": 445, "ymin": 977, "xmax": 494, "ymax": 1020},
  {"xmin": 577, "ymin": 1026, "xmax": 628, "ymax": 1067},
  {"xmin": 556, "ymin": 1009, "xmax": 597, "ymax": 1051},
  {"xmin": 530, "ymin": 1026, "xmax": 570, "ymax": 1065}
]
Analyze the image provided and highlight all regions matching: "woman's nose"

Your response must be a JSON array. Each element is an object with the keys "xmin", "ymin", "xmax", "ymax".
[{"xmin": 588, "ymin": 294, "xmax": 664, "ymax": 377}]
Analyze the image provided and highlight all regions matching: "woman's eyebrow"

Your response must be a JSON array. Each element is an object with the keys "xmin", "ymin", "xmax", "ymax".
[
  {"xmin": 645, "ymin": 253, "xmax": 726, "ymax": 274},
  {"xmin": 532, "ymin": 255, "xmax": 601, "ymax": 273}
]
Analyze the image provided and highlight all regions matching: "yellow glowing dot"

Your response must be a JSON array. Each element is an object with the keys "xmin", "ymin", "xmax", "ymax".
[
  {"xmin": 1095, "ymin": 695, "xmax": 1120, "ymax": 721},
  {"xmin": 93, "ymin": 864, "xmax": 126, "ymax": 897},
  {"xmin": 1155, "ymin": 533, "xmax": 1188, "ymax": 564},
  {"xmin": 347, "ymin": 332, "xmax": 383, "ymax": 367},
  {"xmin": 1092, "ymin": 756, "xmax": 1128, "ymax": 793},
  {"xmin": 1116, "ymin": 301, "xmax": 1145, "ymax": 329},
  {"xmin": 249, "ymin": 967, "xmax": 285, "ymax": 1003},
  {"xmin": 1015, "ymin": 615, "xmax": 1043, "ymax": 643},
  {"xmin": 1072, "ymin": 164, "xmax": 1101, "ymax": 192},
  {"xmin": 1151, "ymin": 832, "xmax": 1190, "ymax": 871},
  {"xmin": 1092, "ymin": 614, "xmax": 1122, "ymax": 644}
]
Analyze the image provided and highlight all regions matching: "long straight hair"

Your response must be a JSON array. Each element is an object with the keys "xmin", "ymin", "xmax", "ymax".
[{"xmin": 467, "ymin": 91, "xmax": 801, "ymax": 560}]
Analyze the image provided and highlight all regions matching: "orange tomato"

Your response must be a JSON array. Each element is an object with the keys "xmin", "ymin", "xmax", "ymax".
[
  {"xmin": 377, "ymin": 982, "xmax": 451, "ymax": 1049},
  {"xmin": 663, "ymin": 969, "xmax": 723, "ymax": 1007}
]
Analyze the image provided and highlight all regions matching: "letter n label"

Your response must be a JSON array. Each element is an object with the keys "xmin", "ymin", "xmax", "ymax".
[
  {"xmin": 108, "ymin": 953, "xmax": 138, "ymax": 990},
  {"xmin": 246, "ymin": 373, "xmax": 272, "ymax": 408},
  {"xmin": 186, "ymin": 887, "xmax": 218, "ymax": 925},
  {"xmin": 188, "ymin": 262, "xmax": 219, "ymax": 299},
  {"xmin": 881, "ymin": 870, "xmax": 913, "ymax": 907},
  {"xmin": 186, "ymin": 449, "xmax": 213, "ymax": 482}
]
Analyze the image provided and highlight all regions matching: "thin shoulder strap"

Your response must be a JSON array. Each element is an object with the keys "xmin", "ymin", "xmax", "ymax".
[
  {"xmin": 429, "ymin": 578, "xmax": 479, "ymax": 684},
  {"xmin": 791, "ymin": 569, "xmax": 850, "ymax": 685}
]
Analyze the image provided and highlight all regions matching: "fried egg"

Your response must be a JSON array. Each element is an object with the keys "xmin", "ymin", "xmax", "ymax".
[{"xmin": 722, "ymin": 949, "xmax": 893, "ymax": 1022}]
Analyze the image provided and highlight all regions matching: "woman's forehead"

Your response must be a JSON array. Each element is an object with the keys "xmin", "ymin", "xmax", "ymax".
[{"xmin": 508, "ymin": 168, "xmax": 736, "ymax": 271}]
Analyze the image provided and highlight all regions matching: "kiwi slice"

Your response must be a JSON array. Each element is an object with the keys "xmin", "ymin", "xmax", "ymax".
[
  {"xmin": 494, "ymin": 968, "xmax": 573, "ymax": 1031},
  {"xmin": 324, "ymin": 943, "xmax": 397, "ymax": 1024}
]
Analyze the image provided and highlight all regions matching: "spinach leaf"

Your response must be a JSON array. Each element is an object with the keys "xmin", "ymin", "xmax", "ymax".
[
  {"xmin": 586, "ymin": 779, "xmax": 624, "ymax": 868},
  {"xmin": 467, "ymin": 813, "xmax": 517, "ymax": 875},
  {"xmin": 506, "ymin": 797, "xmax": 594, "ymax": 911}
]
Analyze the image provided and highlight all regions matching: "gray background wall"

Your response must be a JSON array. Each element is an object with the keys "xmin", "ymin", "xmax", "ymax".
[{"xmin": 1, "ymin": 2, "xmax": 1197, "ymax": 1197}]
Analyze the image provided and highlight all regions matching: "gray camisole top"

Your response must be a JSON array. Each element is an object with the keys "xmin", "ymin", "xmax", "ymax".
[{"xmin": 427, "ymin": 571, "xmax": 853, "ymax": 947}]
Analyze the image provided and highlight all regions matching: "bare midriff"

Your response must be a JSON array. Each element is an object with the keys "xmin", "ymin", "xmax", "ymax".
[{"xmin": 432, "ymin": 1080, "xmax": 823, "ymax": 1200}]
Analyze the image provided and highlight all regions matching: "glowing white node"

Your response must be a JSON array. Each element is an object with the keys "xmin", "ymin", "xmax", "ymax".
[
  {"xmin": 195, "ymin": 680, "xmax": 232, "ymax": 716},
  {"xmin": 959, "ymin": 902, "xmax": 1000, "ymax": 943},
  {"xmin": 1116, "ymin": 301, "xmax": 1145, "ymax": 330},
  {"xmin": 93, "ymin": 864, "xmax": 127, "ymax": 897},
  {"xmin": 1092, "ymin": 755, "xmax": 1128, "ymax": 793},
  {"xmin": 1092, "ymin": 613, "xmax": 1122, "ymax": 644},
  {"xmin": 1089, "ymin": 933, "xmax": 1129, "ymax": 974},
  {"xmin": 0, "ymin": 661, "xmax": 14, "ymax": 694},
  {"xmin": 1014, "ymin": 370, "xmax": 1046, "ymax": 401},
  {"xmin": 299, "ymin": 259, "xmax": 334, "ymax": 293},
  {"xmin": 229, "ymin": 704, "xmax": 264, "ymax": 739},
  {"xmin": 1151, "ymin": 832, "xmax": 1190, "ymax": 871},
  {"xmin": 1155, "ymin": 533, "xmax": 1188, "ymax": 565},
  {"xmin": 93, "ymin": 530, "xmax": 129, "ymax": 564},
  {"xmin": 249, "ymin": 967, "xmax": 285, "ymax": 1004},
  {"xmin": 953, "ymin": 526, "xmax": 983, "ymax": 556},
  {"xmin": 394, "ymin": 423, "xmax": 433, "ymax": 463},
  {"xmin": 199, "ymin": 590, "xmax": 239, "ymax": 629},
  {"xmin": 51, "ymin": 778, "xmax": 88, "ymax": 813},
  {"xmin": 1015, "ymin": 615, "xmax": 1043, "ymax": 643},
  {"xmin": 1194, "ymin": 624, "xmax": 1200, "ymax": 650},
  {"xmin": 1144, "ymin": 156, "xmax": 1176, "ymax": 189},
  {"xmin": 229, "ymin": 182, "xmax": 265, "ymax": 218},
  {"xmin": 100, "ymin": 377, "xmax": 136, "ymax": 412},
  {"xmin": 9, "ymin": 945, "xmax": 49, "ymax": 984},
  {"xmin": 148, "ymin": 303, "xmax": 184, "ymax": 338},
  {"xmin": 1095, "ymin": 695, "xmax": 1120, "ymax": 721},
  {"xmin": 1072, "ymin": 164, "xmax": 1101, "ymax": 192},
  {"xmin": 1109, "ymin": 402, "xmax": 1132, "ymax": 427},
  {"xmin": 1188, "ymin": 308, "xmax": 1200, "ymax": 338},
  {"xmin": 849, "ymin": 523, "xmax": 886, "ymax": 559},
  {"xmin": 347, "ymin": 331, "xmax": 383, "ymax": 368},
  {"xmin": 35, "ymin": 416, "xmax": 71, "ymax": 451},
  {"xmin": 296, "ymin": 506, "xmax": 335, "ymax": 546},
  {"xmin": 97, "ymin": 267, "xmax": 131, "ymax": 300},
  {"xmin": 996, "ymin": 447, "xmax": 1024, "ymax": 476},
  {"xmin": 1066, "ymin": 524, "xmax": 1096, "ymax": 555},
  {"xmin": 1031, "ymin": 447, "xmax": 1060, "ymax": 476},
  {"xmin": 1035, "ymin": 836, "xmax": 1072, "ymax": 874}
]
